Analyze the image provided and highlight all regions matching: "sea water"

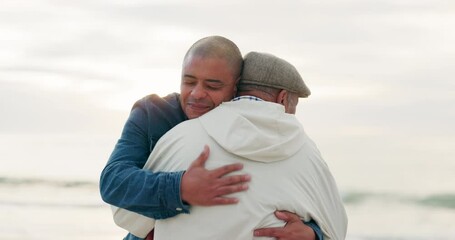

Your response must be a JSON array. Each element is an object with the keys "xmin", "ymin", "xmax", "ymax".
[
  {"xmin": 1, "ymin": 134, "xmax": 454, "ymax": 240},
  {"xmin": 0, "ymin": 134, "xmax": 126, "ymax": 239}
]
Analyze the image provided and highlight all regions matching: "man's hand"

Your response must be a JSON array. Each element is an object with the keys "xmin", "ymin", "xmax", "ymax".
[
  {"xmin": 181, "ymin": 145, "xmax": 251, "ymax": 206},
  {"xmin": 254, "ymin": 211, "xmax": 316, "ymax": 240}
]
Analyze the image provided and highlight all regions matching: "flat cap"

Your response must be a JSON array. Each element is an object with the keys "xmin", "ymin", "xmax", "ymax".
[{"xmin": 240, "ymin": 52, "xmax": 310, "ymax": 98}]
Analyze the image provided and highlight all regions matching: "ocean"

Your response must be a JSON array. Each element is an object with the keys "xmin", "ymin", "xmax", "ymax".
[
  {"xmin": 1, "ymin": 134, "xmax": 454, "ymax": 240},
  {"xmin": 0, "ymin": 134, "xmax": 125, "ymax": 239},
  {"xmin": 0, "ymin": 177, "xmax": 123, "ymax": 239}
]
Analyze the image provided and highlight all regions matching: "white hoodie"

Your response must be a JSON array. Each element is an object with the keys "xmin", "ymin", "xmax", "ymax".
[{"xmin": 112, "ymin": 99, "xmax": 348, "ymax": 240}]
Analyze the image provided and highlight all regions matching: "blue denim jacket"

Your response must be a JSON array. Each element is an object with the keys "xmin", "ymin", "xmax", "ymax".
[
  {"xmin": 100, "ymin": 93, "xmax": 322, "ymax": 240},
  {"xmin": 100, "ymin": 93, "xmax": 190, "ymax": 219}
]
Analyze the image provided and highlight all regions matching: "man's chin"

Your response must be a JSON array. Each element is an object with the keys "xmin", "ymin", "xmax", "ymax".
[{"xmin": 185, "ymin": 108, "xmax": 210, "ymax": 119}]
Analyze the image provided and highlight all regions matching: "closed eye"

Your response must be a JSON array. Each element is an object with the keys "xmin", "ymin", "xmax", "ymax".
[
  {"xmin": 182, "ymin": 76, "xmax": 196, "ymax": 85},
  {"xmin": 206, "ymin": 80, "xmax": 224, "ymax": 90}
]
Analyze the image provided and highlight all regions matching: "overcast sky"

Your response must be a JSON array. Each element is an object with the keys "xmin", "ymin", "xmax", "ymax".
[{"xmin": 1, "ymin": 0, "xmax": 454, "ymax": 192}]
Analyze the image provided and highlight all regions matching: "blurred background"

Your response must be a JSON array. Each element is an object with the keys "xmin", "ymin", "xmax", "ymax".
[{"xmin": 1, "ymin": 0, "xmax": 454, "ymax": 239}]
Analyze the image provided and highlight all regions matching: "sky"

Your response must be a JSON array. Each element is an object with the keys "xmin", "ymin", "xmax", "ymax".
[{"xmin": 0, "ymin": 0, "xmax": 454, "ymax": 193}]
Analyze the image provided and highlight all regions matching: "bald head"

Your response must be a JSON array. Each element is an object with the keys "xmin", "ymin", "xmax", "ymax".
[{"xmin": 183, "ymin": 36, "xmax": 243, "ymax": 80}]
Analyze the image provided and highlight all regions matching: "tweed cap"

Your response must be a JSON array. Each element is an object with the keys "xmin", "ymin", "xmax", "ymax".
[{"xmin": 240, "ymin": 52, "xmax": 310, "ymax": 98}]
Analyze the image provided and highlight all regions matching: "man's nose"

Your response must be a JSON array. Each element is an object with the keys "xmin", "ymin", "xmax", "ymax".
[{"xmin": 190, "ymin": 84, "xmax": 206, "ymax": 99}]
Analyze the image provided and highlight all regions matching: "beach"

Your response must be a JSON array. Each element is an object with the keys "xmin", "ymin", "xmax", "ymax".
[
  {"xmin": 0, "ymin": 178, "xmax": 124, "ymax": 240},
  {"xmin": 1, "ymin": 134, "xmax": 454, "ymax": 239},
  {"xmin": 2, "ymin": 176, "xmax": 455, "ymax": 239}
]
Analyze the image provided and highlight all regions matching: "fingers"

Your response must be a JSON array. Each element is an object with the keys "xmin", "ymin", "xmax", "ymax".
[
  {"xmin": 275, "ymin": 210, "xmax": 301, "ymax": 223},
  {"xmin": 211, "ymin": 196, "xmax": 239, "ymax": 205},
  {"xmin": 215, "ymin": 183, "xmax": 249, "ymax": 196},
  {"xmin": 190, "ymin": 145, "xmax": 210, "ymax": 168},
  {"xmin": 191, "ymin": 145, "xmax": 245, "ymax": 180},
  {"xmin": 183, "ymin": 145, "xmax": 252, "ymax": 206},
  {"xmin": 211, "ymin": 162, "xmax": 244, "ymax": 178},
  {"xmin": 217, "ymin": 173, "xmax": 251, "ymax": 186},
  {"xmin": 254, "ymin": 227, "xmax": 284, "ymax": 238},
  {"xmin": 255, "ymin": 211, "xmax": 314, "ymax": 240}
]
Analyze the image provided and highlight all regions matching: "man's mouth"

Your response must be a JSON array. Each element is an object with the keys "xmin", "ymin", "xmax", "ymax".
[{"xmin": 187, "ymin": 102, "xmax": 210, "ymax": 111}]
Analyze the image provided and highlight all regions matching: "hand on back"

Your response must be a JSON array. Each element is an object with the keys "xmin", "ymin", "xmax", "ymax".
[
  {"xmin": 254, "ymin": 211, "xmax": 316, "ymax": 240},
  {"xmin": 181, "ymin": 145, "xmax": 251, "ymax": 206}
]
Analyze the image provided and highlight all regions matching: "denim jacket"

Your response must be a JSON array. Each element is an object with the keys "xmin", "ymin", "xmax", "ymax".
[{"xmin": 100, "ymin": 93, "xmax": 190, "ymax": 219}]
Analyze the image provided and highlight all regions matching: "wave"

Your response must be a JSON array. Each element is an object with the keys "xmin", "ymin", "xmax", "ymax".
[
  {"xmin": 343, "ymin": 191, "xmax": 455, "ymax": 210},
  {"xmin": 0, "ymin": 176, "xmax": 103, "ymax": 209},
  {"xmin": 416, "ymin": 194, "xmax": 455, "ymax": 209},
  {"xmin": 2, "ymin": 177, "xmax": 454, "ymax": 210},
  {"xmin": 0, "ymin": 200, "xmax": 103, "ymax": 208},
  {"xmin": 0, "ymin": 176, "xmax": 97, "ymax": 188}
]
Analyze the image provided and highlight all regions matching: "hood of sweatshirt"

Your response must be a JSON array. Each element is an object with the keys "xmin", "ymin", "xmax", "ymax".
[{"xmin": 198, "ymin": 99, "xmax": 305, "ymax": 163}]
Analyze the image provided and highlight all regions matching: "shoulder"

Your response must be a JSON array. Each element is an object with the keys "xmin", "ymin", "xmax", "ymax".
[
  {"xmin": 126, "ymin": 92, "xmax": 187, "ymax": 129},
  {"xmin": 125, "ymin": 92, "xmax": 188, "ymax": 147},
  {"xmin": 133, "ymin": 92, "xmax": 180, "ymax": 110},
  {"xmin": 130, "ymin": 93, "xmax": 185, "ymax": 119}
]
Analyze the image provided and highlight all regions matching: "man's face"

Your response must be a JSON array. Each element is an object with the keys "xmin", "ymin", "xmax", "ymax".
[{"xmin": 180, "ymin": 55, "xmax": 238, "ymax": 119}]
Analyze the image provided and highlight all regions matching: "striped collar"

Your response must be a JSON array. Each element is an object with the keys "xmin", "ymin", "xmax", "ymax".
[{"xmin": 232, "ymin": 95, "xmax": 263, "ymax": 102}]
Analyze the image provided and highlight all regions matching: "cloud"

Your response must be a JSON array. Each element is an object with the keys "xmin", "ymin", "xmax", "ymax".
[
  {"xmin": 1, "ymin": 0, "xmax": 454, "ymax": 173},
  {"xmin": 0, "ymin": 81, "xmax": 127, "ymax": 134}
]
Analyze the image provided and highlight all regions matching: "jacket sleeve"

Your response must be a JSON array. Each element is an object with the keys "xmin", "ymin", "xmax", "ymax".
[
  {"xmin": 305, "ymin": 220, "xmax": 324, "ymax": 240},
  {"xmin": 99, "ymin": 99, "xmax": 190, "ymax": 219}
]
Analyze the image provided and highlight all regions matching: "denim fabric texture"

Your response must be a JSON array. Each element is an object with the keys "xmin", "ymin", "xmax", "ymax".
[{"xmin": 100, "ymin": 93, "xmax": 190, "ymax": 219}]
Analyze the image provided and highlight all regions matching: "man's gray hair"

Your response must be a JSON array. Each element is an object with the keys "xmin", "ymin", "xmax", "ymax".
[{"xmin": 237, "ymin": 83, "xmax": 280, "ymax": 98}]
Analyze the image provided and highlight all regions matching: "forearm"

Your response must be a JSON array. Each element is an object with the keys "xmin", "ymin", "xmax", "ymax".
[{"xmin": 101, "ymin": 162, "xmax": 189, "ymax": 219}]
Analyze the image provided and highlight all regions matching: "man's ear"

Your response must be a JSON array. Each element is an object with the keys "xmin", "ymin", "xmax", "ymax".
[{"xmin": 277, "ymin": 89, "xmax": 288, "ymax": 105}]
